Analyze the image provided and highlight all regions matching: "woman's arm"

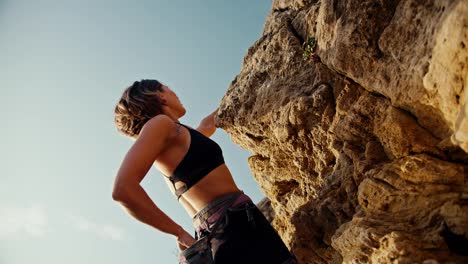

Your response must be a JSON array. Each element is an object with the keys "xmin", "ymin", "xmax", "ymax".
[
  {"xmin": 196, "ymin": 108, "xmax": 218, "ymax": 137},
  {"xmin": 112, "ymin": 115, "xmax": 195, "ymax": 248}
]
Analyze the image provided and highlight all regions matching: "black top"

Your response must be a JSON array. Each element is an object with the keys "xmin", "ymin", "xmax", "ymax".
[{"xmin": 164, "ymin": 122, "xmax": 225, "ymax": 200}]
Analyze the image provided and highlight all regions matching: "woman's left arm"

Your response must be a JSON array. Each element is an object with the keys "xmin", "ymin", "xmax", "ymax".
[{"xmin": 196, "ymin": 108, "xmax": 218, "ymax": 137}]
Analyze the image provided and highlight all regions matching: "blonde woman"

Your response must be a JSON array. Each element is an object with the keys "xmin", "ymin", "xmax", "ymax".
[{"xmin": 112, "ymin": 79, "xmax": 296, "ymax": 263}]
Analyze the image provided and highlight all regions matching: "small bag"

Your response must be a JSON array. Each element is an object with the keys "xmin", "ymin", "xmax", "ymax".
[{"xmin": 180, "ymin": 236, "xmax": 213, "ymax": 264}]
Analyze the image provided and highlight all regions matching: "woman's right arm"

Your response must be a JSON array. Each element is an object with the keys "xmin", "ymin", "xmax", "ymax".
[{"xmin": 111, "ymin": 115, "xmax": 195, "ymax": 247}]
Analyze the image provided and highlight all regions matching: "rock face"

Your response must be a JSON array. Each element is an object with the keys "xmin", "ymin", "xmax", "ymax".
[
  {"xmin": 256, "ymin": 197, "xmax": 276, "ymax": 223},
  {"xmin": 217, "ymin": 0, "xmax": 468, "ymax": 263}
]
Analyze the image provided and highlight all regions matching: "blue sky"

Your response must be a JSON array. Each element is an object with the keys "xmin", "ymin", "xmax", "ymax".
[{"xmin": 0, "ymin": 1, "xmax": 272, "ymax": 263}]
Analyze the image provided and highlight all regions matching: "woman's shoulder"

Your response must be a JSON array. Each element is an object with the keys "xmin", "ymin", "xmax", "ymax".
[
  {"xmin": 139, "ymin": 114, "xmax": 178, "ymax": 139},
  {"xmin": 147, "ymin": 114, "xmax": 175, "ymax": 125}
]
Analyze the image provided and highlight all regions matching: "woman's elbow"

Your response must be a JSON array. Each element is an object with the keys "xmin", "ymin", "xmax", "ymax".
[
  {"xmin": 112, "ymin": 182, "xmax": 133, "ymax": 201},
  {"xmin": 112, "ymin": 188, "xmax": 126, "ymax": 201}
]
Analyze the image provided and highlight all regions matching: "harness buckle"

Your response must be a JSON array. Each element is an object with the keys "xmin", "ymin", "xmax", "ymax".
[{"xmin": 245, "ymin": 203, "xmax": 256, "ymax": 229}]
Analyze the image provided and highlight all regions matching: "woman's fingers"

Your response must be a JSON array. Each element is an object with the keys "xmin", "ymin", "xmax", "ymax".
[
  {"xmin": 182, "ymin": 233, "xmax": 196, "ymax": 247},
  {"xmin": 178, "ymin": 242, "xmax": 187, "ymax": 250},
  {"xmin": 176, "ymin": 230, "xmax": 197, "ymax": 249},
  {"xmin": 212, "ymin": 108, "xmax": 220, "ymax": 127}
]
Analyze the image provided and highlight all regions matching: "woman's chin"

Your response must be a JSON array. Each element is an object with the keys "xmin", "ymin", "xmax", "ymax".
[{"xmin": 180, "ymin": 108, "xmax": 187, "ymax": 117}]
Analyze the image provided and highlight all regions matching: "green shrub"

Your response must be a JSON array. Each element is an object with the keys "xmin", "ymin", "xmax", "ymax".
[{"xmin": 302, "ymin": 36, "xmax": 317, "ymax": 60}]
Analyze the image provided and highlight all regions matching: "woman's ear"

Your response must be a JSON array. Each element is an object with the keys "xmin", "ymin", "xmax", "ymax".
[{"xmin": 156, "ymin": 91, "xmax": 167, "ymax": 105}]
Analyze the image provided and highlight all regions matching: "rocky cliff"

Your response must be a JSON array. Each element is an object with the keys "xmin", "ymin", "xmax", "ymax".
[{"xmin": 218, "ymin": 0, "xmax": 468, "ymax": 263}]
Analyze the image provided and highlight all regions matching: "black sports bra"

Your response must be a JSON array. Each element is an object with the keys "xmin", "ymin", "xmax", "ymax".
[{"xmin": 164, "ymin": 122, "xmax": 225, "ymax": 200}]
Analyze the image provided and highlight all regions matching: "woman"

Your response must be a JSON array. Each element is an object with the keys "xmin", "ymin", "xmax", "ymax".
[{"xmin": 112, "ymin": 79, "xmax": 297, "ymax": 263}]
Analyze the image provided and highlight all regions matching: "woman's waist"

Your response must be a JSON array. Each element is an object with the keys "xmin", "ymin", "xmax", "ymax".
[
  {"xmin": 192, "ymin": 190, "xmax": 253, "ymax": 228},
  {"xmin": 181, "ymin": 167, "xmax": 240, "ymax": 209}
]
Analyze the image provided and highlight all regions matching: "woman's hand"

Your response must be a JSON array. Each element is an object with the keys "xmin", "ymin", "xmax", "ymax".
[
  {"xmin": 175, "ymin": 229, "xmax": 197, "ymax": 250},
  {"xmin": 203, "ymin": 108, "xmax": 219, "ymax": 128},
  {"xmin": 197, "ymin": 108, "xmax": 219, "ymax": 137}
]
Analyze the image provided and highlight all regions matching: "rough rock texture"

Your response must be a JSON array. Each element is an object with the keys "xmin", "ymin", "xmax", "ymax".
[
  {"xmin": 217, "ymin": 0, "xmax": 468, "ymax": 263},
  {"xmin": 257, "ymin": 197, "xmax": 275, "ymax": 223}
]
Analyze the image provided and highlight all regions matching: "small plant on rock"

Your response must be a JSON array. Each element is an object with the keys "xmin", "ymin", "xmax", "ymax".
[{"xmin": 302, "ymin": 35, "xmax": 318, "ymax": 61}]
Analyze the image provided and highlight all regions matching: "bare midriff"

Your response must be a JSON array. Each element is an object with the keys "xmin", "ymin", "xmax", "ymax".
[
  {"xmin": 177, "ymin": 163, "xmax": 241, "ymax": 217},
  {"xmin": 157, "ymin": 162, "xmax": 241, "ymax": 218}
]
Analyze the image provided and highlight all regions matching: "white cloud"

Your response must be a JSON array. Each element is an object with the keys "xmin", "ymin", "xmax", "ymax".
[
  {"xmin": 68, "ymin": 214, "xmax": 125, "ymax": 241},
  {"xmin": 0, "ymin": 204, "xmax": 126, "ymax": 241},
  {"xmin": 101, "ymin": 225, "xmax": 125, "ymax": 240},
  {"xmin": 0, "ymin": 204, "xmax": 48, "ymax": 239}
]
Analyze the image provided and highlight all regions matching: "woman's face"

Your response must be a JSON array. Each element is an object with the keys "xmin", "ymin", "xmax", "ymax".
[{"xmin": 160, "ymin": 84, "xmax": 186, "ymax": 117}]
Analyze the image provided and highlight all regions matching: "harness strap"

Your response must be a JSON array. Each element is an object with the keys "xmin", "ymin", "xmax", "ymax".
[
  {"xmin": 174, "ymin": 184, "xmax": 187, "ymax": 200},
  {"xmin": 202, "ymin": 192, "xmax": 243, "ymax": 239},
  {"xmin": 192, "ymin": 192, "xmax": 243, "ymax": 235},
  {"xmin": 193, "ymin": 191, "xmax": 244, "ymax": 222},
  {"xmin": 169, "ymin": 167, "xmax": 209, "ymax": 201}
]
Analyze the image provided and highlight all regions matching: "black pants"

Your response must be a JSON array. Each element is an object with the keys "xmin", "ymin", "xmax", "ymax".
[{"xmin": 206, "ymin": 202, "xmax": 297, "ymax": 264}]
